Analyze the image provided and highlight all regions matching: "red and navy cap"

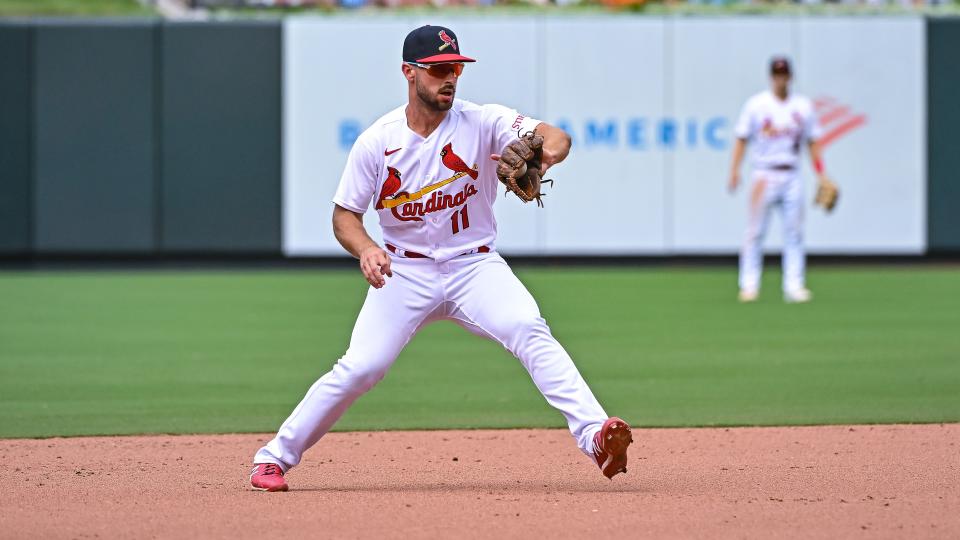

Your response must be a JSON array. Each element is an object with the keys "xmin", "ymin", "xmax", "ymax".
[
  {"xmin": 403, "ymin": 25, "xmax": 476, "ymax": 64},
  {"xmin": 770, "ymin": 56, "xmax": 792, "ymax": 75}
]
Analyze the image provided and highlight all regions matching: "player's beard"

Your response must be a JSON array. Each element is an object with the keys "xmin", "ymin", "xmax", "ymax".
[{"xmin": 415, "ymin": 76, "xmax": 455, "ymax": 112}]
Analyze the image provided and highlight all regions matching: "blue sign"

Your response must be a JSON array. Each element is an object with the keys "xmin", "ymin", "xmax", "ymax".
[
  {"xmin": 555, "ymin": 117, "xmax": 728, "ymax": 151},
  {"xmin": 338, "ymin": 116, "xmax": 729, "ymax": 152}
]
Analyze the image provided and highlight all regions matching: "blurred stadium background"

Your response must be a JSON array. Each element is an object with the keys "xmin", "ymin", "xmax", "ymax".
[{"xmin": 0, "ymin": 0, "xmax": 958, "ymax": 439}]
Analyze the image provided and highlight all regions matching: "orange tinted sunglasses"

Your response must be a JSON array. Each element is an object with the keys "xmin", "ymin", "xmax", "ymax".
[{"xmin": 408, "ymin": 62, "xmax": 465, "ymax": 78}]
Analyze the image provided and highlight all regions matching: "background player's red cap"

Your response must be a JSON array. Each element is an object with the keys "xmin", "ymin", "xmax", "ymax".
[
  {"xmin": 770, "ymin": 56, "xmax": 792, "ymax": 75},
  {"xmin": 403, "ymin": 25, "xmax": 476, "ymax": 64}
]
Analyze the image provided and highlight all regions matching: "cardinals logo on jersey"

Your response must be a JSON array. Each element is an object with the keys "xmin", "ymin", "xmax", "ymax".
[
  {"xmin": 760, "ymin": 116, "xmax": 800, "ymax": 139},
  {"xmin": 375, "ymin": 166, "xmax": 403, "ymax": 210},
  {"xmin": 761, "ymin": 117, "xmax": 774, "ymax": 137},
  {"xmin": 440, "ymin": 143, "xmax": 478, "ymax": 180},
  {"xmin": 438, "ymin": 30, "xmax": 457, "ymax": 52},
  {"xmin": 375, "ymin": 142, "xmax": 480, "ymax": 222}
]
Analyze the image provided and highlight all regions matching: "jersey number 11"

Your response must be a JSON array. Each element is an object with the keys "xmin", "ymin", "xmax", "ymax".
[{"xmin": 451, "ymin": 205, "xmax": 470, "ymax": 235}]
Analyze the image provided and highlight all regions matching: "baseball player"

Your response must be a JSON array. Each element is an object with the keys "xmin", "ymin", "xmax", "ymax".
[
  {"xmin": 728, "ymin": 57, "xmax": 832, "ymax": 304},
  {"xmin": 249, "ymin": 25, "xmax": 633, "ymax": 492}
]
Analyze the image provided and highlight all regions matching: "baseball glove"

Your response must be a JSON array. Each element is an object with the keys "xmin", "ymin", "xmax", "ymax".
[
  {"xmin": 814, "ymin": 176, "xmax": 840, "ymax": 213},
  {"xmin": 496, "ymin": 132, "xmax": 552, "ymax": 206}
]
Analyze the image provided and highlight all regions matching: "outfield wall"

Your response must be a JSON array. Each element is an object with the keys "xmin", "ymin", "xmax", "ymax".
[
  {"xmin": 0, "ymin": 23, "xmax": 31, "ymax": 255},
  {"xmin": 0, "ymin": 16, "xmax": 957, "ymax": 258},
  {"xmin": 927, "ymin": 18, "xmax": 960, "ymax": 254},
  {"xmin": 0, "ymin": 20, "xmax": 283, "ymax": 256},
  {"xmin": 284, "ymin": 16, "xmax": 925, "ymax": 256}
]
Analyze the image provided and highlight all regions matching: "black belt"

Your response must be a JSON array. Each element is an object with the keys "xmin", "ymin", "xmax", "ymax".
[{"xmin": 769, "ymin": 164, "xmax": 795, "ymax": 171}]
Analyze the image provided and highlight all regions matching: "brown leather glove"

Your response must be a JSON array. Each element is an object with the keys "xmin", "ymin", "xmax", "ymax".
[
  {"xmin": 496, "ymin": 132, "xmax": 551, "ymax": 207},
  {"xmin": 814, "ymin": 176, "xmax": 839, "ymax": 213}
]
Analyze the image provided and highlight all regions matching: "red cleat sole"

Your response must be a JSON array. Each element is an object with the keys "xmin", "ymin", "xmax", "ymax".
[{"xmin": 598, "ymin": 417, "xmax": 633, "ymax": 479}]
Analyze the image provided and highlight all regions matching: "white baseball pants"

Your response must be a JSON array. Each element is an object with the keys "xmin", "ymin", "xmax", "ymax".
[
  {"xmin": 739, "ymin": 169, "xmax": 806, "ymax": 293},
  {"xmin": 254, "ymin": 252, "xmax": 609, "ymax": 471}
]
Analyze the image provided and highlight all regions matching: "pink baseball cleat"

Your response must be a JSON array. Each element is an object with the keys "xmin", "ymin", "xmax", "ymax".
[
  {"xmin": 593, "ymin": 417, "xmax": 633, "ymax": 479},
  {"xmin": 250, "ymin": 463, "xmax": 288, "ymax": 492}
]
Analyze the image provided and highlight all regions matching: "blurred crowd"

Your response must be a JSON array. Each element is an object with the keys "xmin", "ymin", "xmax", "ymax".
[{"xmin": 189, "ymin": 0, "xmax": 953, "ymax": 8}]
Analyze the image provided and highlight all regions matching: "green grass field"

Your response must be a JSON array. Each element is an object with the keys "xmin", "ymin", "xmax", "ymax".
[{"xmin": 1, "ymin": 266, "xmax": 958, "ymax": 439}]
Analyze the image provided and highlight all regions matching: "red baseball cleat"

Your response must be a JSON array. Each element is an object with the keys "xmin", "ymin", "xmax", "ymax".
[
  {"xmin": 250, "ymin": 463, "xmax": 288, "ymax": 492},
  {"xmin": 593, "ymin": 417, "xmax": 633, "ymax": 479}
]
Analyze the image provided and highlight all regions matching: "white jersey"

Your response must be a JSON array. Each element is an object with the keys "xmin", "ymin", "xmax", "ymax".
[
  {"xmin": 734, "ymin": 90, "xmax": 822, "ymax": 170},
  {"xmin": 333, "ymin": 99, "xmax": 541, "ymax": 262}
]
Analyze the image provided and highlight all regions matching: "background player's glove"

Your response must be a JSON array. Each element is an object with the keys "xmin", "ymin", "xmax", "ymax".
[
  {"xmin": 814, "ymin": 176, "xmax": 839, "ymax": 213},
  {"xmin": 496, "ymin": 132, "xmax": 551, "ymax": 207}
]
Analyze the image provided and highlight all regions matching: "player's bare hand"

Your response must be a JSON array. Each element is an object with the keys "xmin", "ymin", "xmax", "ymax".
[
  {"xmin": 359, "ymin": 245, "xmax": 392, "ymax": 289},
  {"xmin": 728, "ymin": 171, "xmax": 740, "ymax": 193}
]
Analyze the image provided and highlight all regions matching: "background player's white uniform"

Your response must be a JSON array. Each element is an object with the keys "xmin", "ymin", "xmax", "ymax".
[
  {"xmin": 734, "ymin": 90, "xmax": 822, "ymax": 295},
  {"xmin": 254, "ymin": 99, "xmax": 609, "ymax": 471}
]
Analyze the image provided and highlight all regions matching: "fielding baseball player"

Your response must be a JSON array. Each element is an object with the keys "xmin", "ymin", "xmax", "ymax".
[
  {"xmin": 728, "ymin": 57, "xmax": 837, "ymax": 304},
  {"xmin": 249, "ymin": 25, "xmax": 633, "ymax": 492}
]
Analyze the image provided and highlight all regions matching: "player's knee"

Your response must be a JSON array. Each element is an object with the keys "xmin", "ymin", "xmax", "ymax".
[
  {"xmin": 502, "ymin": 315, "xmax": 549, "ymax": 351},
  {"xmin": 744, "ymin": 226, "xmax": 764, "ymax": 243},
  {"xmin": 333, "ymin": 355, "xmax": 392, "ymax": 393},
  {"xmin": 346, "ymin": 365, "xmax": 388, "ymax": 393}
]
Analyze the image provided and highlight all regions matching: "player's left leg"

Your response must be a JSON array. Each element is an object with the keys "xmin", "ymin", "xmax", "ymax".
[
  {"xmin": 781, "ymin": 175, "xmax": 810, "ymax": 302},
  {"xmin": 253, "ymin": 258, "xmax": 441, "ymax": 474},
  {"xmin": 739, "ymin": 175, "xmax": 774, "ymax": 300},
  {"xmin": 442, "ymin": 253, "xmax": 609, "ymax": 458}
]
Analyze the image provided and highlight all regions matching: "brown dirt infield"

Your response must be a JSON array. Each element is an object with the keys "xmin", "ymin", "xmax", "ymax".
[{"xmin": 1, "ymin": 424, "xmax": 957, "ymax": 539}]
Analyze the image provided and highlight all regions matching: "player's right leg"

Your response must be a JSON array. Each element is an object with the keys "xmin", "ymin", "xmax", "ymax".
[
  {"xmin": 739, "ymin": 175, "xmax": 773, "ymax": 301},
  {"xmin": 252, "ymin": 258, "xmax": 441, "ymax": 484},
  {"xmin": 443, "ymin": 254, "xmax": 611, "ymax": 462},
  {"xmin": 781, "ymin": 177, "xmax": 811, "ymax": 303}
]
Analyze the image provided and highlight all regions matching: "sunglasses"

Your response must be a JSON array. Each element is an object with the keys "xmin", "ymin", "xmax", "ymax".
[{"xmin": 407, "ymin": 62, "xmax": 465, "ymax": 78}]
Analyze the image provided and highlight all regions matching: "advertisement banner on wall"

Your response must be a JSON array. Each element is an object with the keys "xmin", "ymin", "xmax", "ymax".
[{"xmin": 283, "ymin": 16, "xmax": 925, "ymax": 256}]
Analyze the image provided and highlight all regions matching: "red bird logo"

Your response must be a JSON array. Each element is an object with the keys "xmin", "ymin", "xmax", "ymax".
[
  {"xmin": 438, "ymin": 30, "xmax": 457, "ymax": 52},
  {"xmin": 440, "ymin": 143, "xmax": 477, "ymax": 179},
  {"xmin": 376, "ymin": 166, "xmax": 402, "ymax": 210}
]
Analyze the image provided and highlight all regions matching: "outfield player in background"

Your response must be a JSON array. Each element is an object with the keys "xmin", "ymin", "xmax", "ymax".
[
  {"xmin": 248, "ymin": 25, "xmax": 633, "ymax": 492},
  {"xmin": 728, "ymin": 57, "xmax": 831, "ymax": 304}
]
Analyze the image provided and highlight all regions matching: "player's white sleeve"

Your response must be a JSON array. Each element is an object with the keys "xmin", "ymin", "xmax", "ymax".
[
  {"xmin": 332, "ymin": 132, "xmax": 380, "ymax": 214},
  {"xmin": 733, "ymin": 100, "xmax": 753, "ymax": 140},
  {"xmin": 483, "ymin": 104, "xmax": 542, "ymax": 153}
]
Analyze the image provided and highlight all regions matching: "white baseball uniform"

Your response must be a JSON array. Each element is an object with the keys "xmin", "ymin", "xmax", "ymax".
[
  {"xmin": 734, "ymin": 90, "xmax": 822, "ymax": 293},
  {"xmin": 254, "ymin": 99, "xmax": 609, "ymax": 471}
]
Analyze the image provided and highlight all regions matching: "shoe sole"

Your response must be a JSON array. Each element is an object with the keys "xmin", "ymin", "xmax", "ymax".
[
  {"xmin": 251, "ymin": 483, "xmax": 288, "ymax": 492},
  {"xmin": 599, "ymin": 417, "xmax": 633, "ymax": 479}
]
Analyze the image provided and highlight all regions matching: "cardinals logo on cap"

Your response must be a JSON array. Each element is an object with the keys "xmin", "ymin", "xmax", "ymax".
[{"xmin": 438, "ymin": 30, "xmax": 457, "ymax": 52}]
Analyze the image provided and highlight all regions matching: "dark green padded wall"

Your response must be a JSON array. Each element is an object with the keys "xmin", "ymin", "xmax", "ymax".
[
  {"xmin": 0, "ymin": 24, "xmax": 32, "ymax": 254},
  {"xmin": 160, "ymin": 22, "xmax": 281, "ymax": 253},
  {"xmin": 928, "ymin": 19, "xmax": 960, "ymax": 252},
  {"xmin": 32, "ymin": 23, "xmax": 157, "ymax": 253}
]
